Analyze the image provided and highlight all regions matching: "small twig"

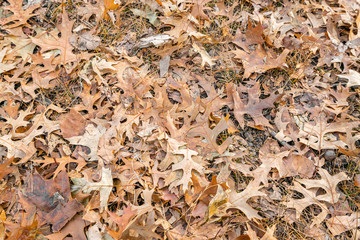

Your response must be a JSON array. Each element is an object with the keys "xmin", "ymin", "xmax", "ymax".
[{"xmin": 268, "ymin": 129, "xmax": 292, "ymax": 150}]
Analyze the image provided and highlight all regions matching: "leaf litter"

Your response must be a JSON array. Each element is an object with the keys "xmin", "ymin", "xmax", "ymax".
[{"xmin": 0, "ymin": 0, "xmax": 360, "ymax": 239}]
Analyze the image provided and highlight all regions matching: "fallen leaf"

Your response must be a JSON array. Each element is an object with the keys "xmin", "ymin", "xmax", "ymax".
[
  {"xmin": 229, "ymin": 82, "xmax": 282, "ymax": 129},
  {"xmin": 30, "ymin": 12, "xmax": 79, "ymax": 68},
  {"xmin": 192, "ymin": 42, "xmax": 215, "ymax": 68},
  {"xmin": 326, "ymin": 213, "xmax": 360, "ymax": 236},
  {"xmin": 66, "ymin": 123, "xmax": 106, "ymax": 161},
  {"xmin": 233, "ymin": 46, "xmax": 289, "ymax": 78},
  {"xmin": 0, "ymin": 0, "xmax": 40, "ymax": 29},
  {"xmin": 20, "ymin": 171, "xmax": 83, "ymax": 231},
  {"xmin": 107, "ymin": 206, "xmax": 137, "ymax": 239},
  {"xmin": 69, "ymin": 31, "xmax": 101, "ymax": 51},
  {"xmin": 228, "ymin": 181, "xmax": 266, "ymax": 219},
  {"xmin": 71, "ymin": 167, "xmax": 113, "ymax": 212},
  {"xmin": 137, "ymin": 34, "xmax": 174, "ymax": 48},
  {"xmin": 59, "ymin": 109, "xmax": 87, "ymax": 138},
  {"xmin": 337, "ymin": 70, "xmax": 360, "ymax": 87},
  {"xmin": 46, "ymin": 214, "xmax": 87, "ymax": 240},
  {"xmin": 170, "ymin": 148, "xmax": 204, "ymax": 192},
  {"xmin": 232, "ymin": 19, "xmax": 264, "ymax": 52},
  {"xmin": 283, "ymin": 153, "xmax": 315, "ymax": 178}
]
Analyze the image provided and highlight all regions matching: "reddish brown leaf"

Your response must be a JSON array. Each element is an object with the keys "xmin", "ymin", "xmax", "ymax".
[
  {"xmin": 232, "ymin": 19, "xmax": 264, "ymax": 52},
  {"xmin": 107, "ymin": 206, "xmax": 137, "ymax": 239},
  {"xmin": 229, "ymin": 82, "xmax": 282, "ymax": 129},
  {"xmin": 20, "ymin": 171, "xmax": 83, "ymax": 231},
  {"xmin": 59, "ymin": 109, "xmax": 87, "ymax": 138},
  {"xmin": 46, "ymin": 214, "xmax": 87, "ymax": 240},
  {"xmin": 0, "ymin": 157, "xmax": 14, "ymax": 180}
]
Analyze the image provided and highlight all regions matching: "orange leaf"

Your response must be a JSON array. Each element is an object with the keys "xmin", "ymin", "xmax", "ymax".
[{"xmin": 104, "ymin": 0, "xmax": 120, "ymax": 10}]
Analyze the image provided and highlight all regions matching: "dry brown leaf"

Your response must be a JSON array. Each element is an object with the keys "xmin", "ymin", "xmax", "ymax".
[
  {"xmin": 46, "ymin": 214, "xmax": 87, "ymax": 240},
  {"xmin": 20, "ymin": 171, "xmax": 83, "ymax": 232},
  {"xmin": 187, "ymin": 116, "xmax": 234, "ymax": 155},
  {"xmin": 326, "ymin": 213, "xmax": 360, "ymax": 236},
  {"xmin": 30, "ymin": 12, "xmax": 79, "ymax": 68},
  {"xmin": 228, "ymin": 181, "xmax": 266, "ymax": 219},
  {"xmin": 296, "ymin": 168, "xmax": 349, "ymax": 203},
  {"xmin": 0, "ymin": 157, "xmax": 14, "ymax": 180},
  {"xmin": 192, "ymin": 42, "xmax": 215, "ymax": 68},
  {"xmin": 0, "ymin": 0, "xmax": 40, "ymax": 29},
  {"xmin": 229, "ymin": 82, "xmax": 282, "ymax": 129},
  {"xmin": 232, "ymin": 46, "xmax": 289, "ymax": 78},
  {"xmin": 66, "ymin": 123, "xmax": 106, "ymax": 161},
  {"xmin": 170, "ymin": 148, "xmax": 204, "ymax": 192},
  {"xmin": 107, "ymin": 206, "xmax": 137, "ymax": 239},
  {"xmin": 283, "ymin": 153, "xmax": 315, "ymax": 178},
  {"xmin": 71, "ymin": 167, "xmax": 113, "ymax": 212},
  {"xmin": 232, "ymin": 19, "xmax": 264, "ymax": 52},
  {"xmin": 69, "ymin": 31, "xmax": 101, "ymax": 51},
  {"xmin": 59, "ymin": 109, "xmax": 87, "ymax": 138},
  {"xmin": 252, "ymin": 139, "xmax": 290, "ymax": 186}
]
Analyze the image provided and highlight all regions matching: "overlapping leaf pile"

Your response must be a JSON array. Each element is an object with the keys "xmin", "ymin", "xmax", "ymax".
[{"xmin": 0, "ymin": 0, "xmax": 360, "ymax": 239}]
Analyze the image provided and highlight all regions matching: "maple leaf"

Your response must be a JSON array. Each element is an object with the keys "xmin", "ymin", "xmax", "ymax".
[
  {"xmin": 229, "ymin": 82, "xmax": 282, "ymax": 129},
  {"xmin": 232, "ymin": 46, "xmax": 289, "ymax": 78}
]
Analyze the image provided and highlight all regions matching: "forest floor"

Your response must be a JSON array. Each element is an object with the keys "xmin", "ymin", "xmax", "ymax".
[{"xmin": 1, "ymin": 0, "xmax": 360, "ymax": 239}]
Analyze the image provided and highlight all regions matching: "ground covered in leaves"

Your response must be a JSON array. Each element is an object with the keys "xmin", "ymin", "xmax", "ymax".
[{"xmin": 1, "ymin": 0, "xmax": 360, "ymax": 239}]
